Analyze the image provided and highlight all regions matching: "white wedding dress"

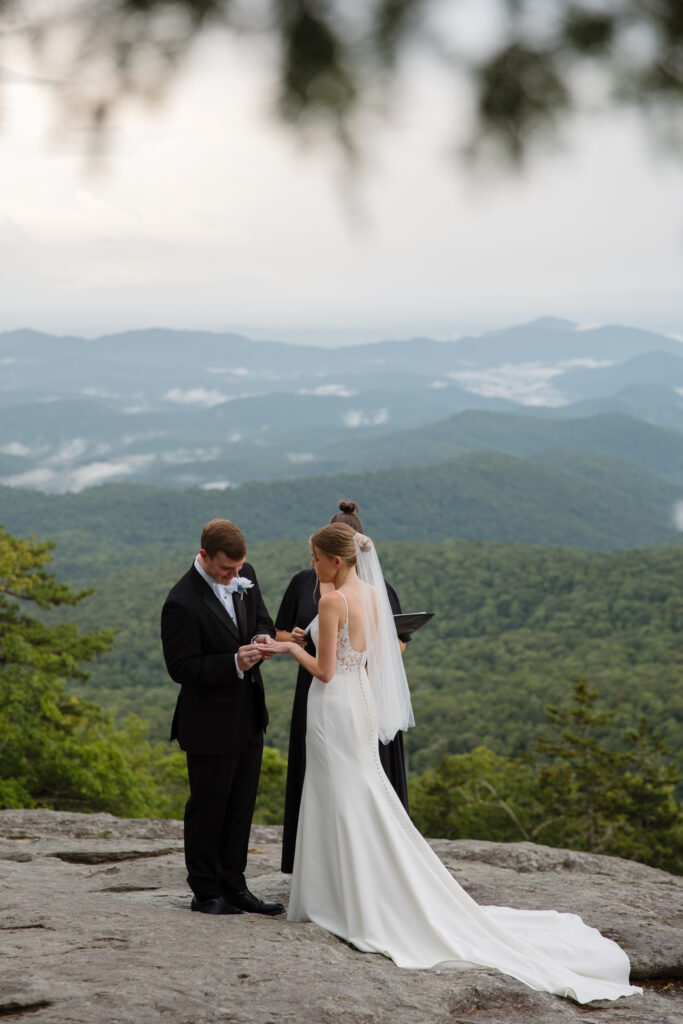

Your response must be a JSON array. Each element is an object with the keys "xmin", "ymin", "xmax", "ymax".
[{"xmin": 287, "ymin": 597, "xmax": 641, "ymax": 1004}]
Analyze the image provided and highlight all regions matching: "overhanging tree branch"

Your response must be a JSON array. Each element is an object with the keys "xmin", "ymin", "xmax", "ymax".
[{"xmin": 0, "ymin": 0, "xmax": 680, "ymax": 164}]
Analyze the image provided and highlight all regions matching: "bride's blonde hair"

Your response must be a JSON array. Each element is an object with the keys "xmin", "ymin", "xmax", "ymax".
[{"xmin": 310, "ymin": 523, "xmax": 357, "ymax": 564}]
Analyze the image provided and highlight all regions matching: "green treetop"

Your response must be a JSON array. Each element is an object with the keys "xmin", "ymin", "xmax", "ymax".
[{"xmin": 0, "ymin": 525, "xmax": 153, "ymax": 814}]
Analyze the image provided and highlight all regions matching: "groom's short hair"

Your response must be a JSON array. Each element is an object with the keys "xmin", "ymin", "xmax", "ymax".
[{"xmin": 201, "ymin": 519, "xmax": 247, "ymax": 560}]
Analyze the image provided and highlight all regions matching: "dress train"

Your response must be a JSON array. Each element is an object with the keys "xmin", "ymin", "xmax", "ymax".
[{"xmin": 287, "ymin": 607, "xmax": 641, "ymax": 1004}]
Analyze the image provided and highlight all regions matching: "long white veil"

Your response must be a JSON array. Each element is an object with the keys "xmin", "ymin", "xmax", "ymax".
[{"xmin": 355, "ymin": 532, "xmax": 415, "ymax": 743}]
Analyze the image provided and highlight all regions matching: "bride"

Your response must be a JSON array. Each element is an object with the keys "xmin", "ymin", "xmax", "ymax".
[{"xmin": 256, "ymin": 524, "xmax": 641, "ymax": 1004}]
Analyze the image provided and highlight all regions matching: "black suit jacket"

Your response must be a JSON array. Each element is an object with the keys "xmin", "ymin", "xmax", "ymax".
[{"xmin": 161, "ymin": 562, "xmax": 274, "ymax": 755}]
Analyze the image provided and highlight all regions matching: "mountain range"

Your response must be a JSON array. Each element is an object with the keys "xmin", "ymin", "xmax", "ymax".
[{"xmin": 1, "ymin": 317, "xmax": 683, "ymax": 497}]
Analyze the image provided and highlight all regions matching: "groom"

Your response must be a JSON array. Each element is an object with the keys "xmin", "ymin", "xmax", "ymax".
[{"xmin": 161, "ymin": 518, "xmax": 283, "ymax": 916}]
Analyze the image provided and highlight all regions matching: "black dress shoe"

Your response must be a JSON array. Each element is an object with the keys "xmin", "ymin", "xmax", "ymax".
[
  {"xmin": 191, "ymin": 895, "xmax": 244, "ymax": 915},
  {"xmin": 226, "ymin": 889, "xmax": 284, "ymax": 916}
]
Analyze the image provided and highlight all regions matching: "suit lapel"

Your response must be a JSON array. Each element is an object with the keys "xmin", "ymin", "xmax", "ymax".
[{"xmin": 201, "ymin": 591, "xmax": 241, "ymax": 643}]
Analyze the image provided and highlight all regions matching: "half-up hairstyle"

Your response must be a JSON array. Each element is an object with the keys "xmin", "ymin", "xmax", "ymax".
[{"xmin": 310, "ymin": 523, "xmax": 357, "ymax": 566}]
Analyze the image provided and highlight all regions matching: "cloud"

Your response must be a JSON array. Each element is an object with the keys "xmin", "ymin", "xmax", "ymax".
[
  {"xmin": 122, "ymin": 431, "xmax": 167, "ymax": 445},
  {"xmin": 448, "ymin": 363, "xmax": 564, "ymax": 406},
  {"xmin": 67, "ymin": 455, "xmax": 156, "ymax": 491},
  {"xmin": 65, "ymin": 461, "xmax": 141, "ymax": 490},
  {"xmin": 48, "ymin": 438, "xmax": 87, "ymax": 463},
  {"xmin": 430, "ymin": 380, "xmax": 449, "ymax": 389},
  {"xmin": 201, "ymin": 480, "xmax": 233, "ymax": 490},
  {"xmin": 161, "ymin": 446, "xmax": 220, "ymax": 464},
  {"xmin": 1, "ymin": 467, "xmax": 56, "ymax": 488},
  {"xmin": 287, "ymin": 452, "xmax": 315, "ymax": 463},
  {"xmin": 207, "ymin": 366, "xmax": 250, "ymax": 376},
  {"xmin": 82, "ymin": 387, "xmax": 120, "ymax": 399},
  {"xmin": 163, "ymin": 387, "xmax": 229, "ymax": 407},
  {"xmin": 342, "ymin": 408, "xmax": 388, "ymax": 427},
  {"xmin": 300, "ymin": 384, "xmax": 357, "ymax": 397},
  {"xmin": 673, "ymin": 502, "xmax": 683, "ymax": 531},
  {"xmin": 0, "ymin": 442, "xmax": 31, "ymax": 456},
  {"xmin": 448, "ymin": 358, "xmax": 615, "ymax": 406},
  {"xmin": 2, "ymin": 454, "xmax": 155, "ymax": 493},
  {"xmin": 560, "ymin": 358, "xmax": 613, "ymax": 370}
]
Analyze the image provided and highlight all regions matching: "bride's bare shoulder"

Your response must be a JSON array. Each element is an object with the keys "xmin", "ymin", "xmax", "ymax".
[{"xmin": 318, "ymin": 590, "xmax": 347, "ymax": 614}]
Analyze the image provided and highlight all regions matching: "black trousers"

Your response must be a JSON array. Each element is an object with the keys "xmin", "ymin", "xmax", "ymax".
[{"xmin": 184, "ymin": 731, "xmax": 264, "ymax": 900}]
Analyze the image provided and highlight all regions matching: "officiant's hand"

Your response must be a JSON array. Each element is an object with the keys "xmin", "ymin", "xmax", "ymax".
[
  {"xmin": 275, "ymin": 627, "xmax": 307, "ymax": 647},
  {"xmin": 237, "ymin": 643, "xmax": 266, "ymax": 671},
  {"xmin": 291, "ymin": 626, "xmax": 307, "ymax": 647}
]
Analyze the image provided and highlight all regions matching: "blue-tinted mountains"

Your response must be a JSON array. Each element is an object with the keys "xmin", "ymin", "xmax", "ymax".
[
  {"xmin": 1, "ymin": 318, "xmax": 682, "ymax": 494},
  {"xmin": 319, "ymin": 410, "xmax": 683, "ymax": 483}
]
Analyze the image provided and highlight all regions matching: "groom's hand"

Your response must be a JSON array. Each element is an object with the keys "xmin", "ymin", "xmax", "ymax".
[
  {"xmin": 237, "ymin": 643, "xmax": 265, "ymax": 671},
  {"xmin": 252, "ymin": 634, "xmax": 276, "ymax": 659}
]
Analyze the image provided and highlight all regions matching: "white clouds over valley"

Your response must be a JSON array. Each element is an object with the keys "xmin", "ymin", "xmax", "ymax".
[
  {"xmin": 163, "ymin": 388, "xmax": 229, "ymax": 407},
  {"xmin": 286, "ymin": 452, "xmax": 315, "ymax": 463},
  {"xmin": 300, "ymin": 384, "xmax": 357, "ymax": 398},
  {"xmin": 448, "ymin": 359, "xmax": 614, "ymax": 406},
  {"xmin": 342, "ymin": 408, "xmax": 388, "ymax": 427},
  {"xmin": 48, "ymin": 438, "xmax": 88, "ymax": 463},
  {"xmin": 161, "ymin": 447, "xmax": 220, "ymax": 464},
  {"xmin": 1, "ymin": 455, "xmax": 155, "ymax": 493},
  {"xmin": 0, "ymin": 442, "xmax": 31, "ymax": 456}
]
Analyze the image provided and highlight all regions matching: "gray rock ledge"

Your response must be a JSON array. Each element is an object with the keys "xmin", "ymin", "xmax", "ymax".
[{"xmin": 0, "ymin": 810, "xmax": 680, "ymax": 1024}]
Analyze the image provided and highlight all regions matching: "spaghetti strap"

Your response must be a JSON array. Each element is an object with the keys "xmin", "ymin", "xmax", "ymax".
[{"xmin": 338, "ymin": 591, "xmax": 349, "ymax": 626}]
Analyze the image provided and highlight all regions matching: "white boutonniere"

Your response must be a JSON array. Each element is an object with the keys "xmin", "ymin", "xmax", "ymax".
[{"xmin": 235, "ymin": 576, "xmax": 254, "ymax": 600}]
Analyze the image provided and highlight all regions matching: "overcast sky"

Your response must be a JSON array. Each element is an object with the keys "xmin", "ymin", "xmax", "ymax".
[{"xmin": 1, "ymin": 8, "xmax": 682, "ymax": 346}]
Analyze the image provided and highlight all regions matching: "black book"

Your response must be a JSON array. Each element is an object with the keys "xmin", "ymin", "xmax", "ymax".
[{"xmin": 393, "ymin": 611, "xmax": 434, "ymax": 635}]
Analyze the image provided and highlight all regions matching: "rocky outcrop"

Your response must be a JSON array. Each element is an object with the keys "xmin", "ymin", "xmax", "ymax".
[{"xmin": 0, "ymin": 810, "xmax": 680, "ymax": 1024}]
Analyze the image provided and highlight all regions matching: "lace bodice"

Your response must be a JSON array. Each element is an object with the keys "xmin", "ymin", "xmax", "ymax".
[{"xmin": 310, "ymin": 593, "xmax": 366, "ymax": 675}]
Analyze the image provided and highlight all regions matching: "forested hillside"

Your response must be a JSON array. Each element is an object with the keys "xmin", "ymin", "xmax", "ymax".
[
  {"xmin": 321, "ymin": 410, "xmax": 683, "ymax": 481},
  {"xmin": 1, "ymin": 444, "xmax": 681, "ymax": 574},
  {"xmin": 54, "ymin": 539, "xmax": 683, "ymax": 784}
]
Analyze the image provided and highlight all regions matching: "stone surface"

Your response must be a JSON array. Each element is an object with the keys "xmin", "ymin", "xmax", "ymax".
[{"xmin": 0, "ymin": 810, "xmax": 680, "ymax": 1024}]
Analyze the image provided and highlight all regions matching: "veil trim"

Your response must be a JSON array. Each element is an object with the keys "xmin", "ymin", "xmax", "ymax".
[{"xmin": 354, "ymin": 533, "xmax": 415, "ymax": 743}]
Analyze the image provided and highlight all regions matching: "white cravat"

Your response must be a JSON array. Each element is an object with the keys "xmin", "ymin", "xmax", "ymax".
[{"xmin": 194, "ymin": 556, "xmax": 238, "ymax": 626}]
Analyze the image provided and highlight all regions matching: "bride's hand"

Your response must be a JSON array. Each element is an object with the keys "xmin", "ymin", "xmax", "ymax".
[{"xmin": 255, "ymin": 640, "xmax": 292, "ymax": 656}]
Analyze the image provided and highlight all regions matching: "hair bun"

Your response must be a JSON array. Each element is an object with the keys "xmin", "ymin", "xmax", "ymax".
[
  {"xmin": 354, "ymin": 532, "xmax": 373, "ymax": 553},
  {"xmin": 339, "ymin": 499, "xmax": 359, "ymax": 516}
]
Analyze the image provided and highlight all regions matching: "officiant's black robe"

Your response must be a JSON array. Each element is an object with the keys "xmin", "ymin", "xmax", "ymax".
[{"xmin": 276, "ymin": 568, "xmax": 411, "ymax": 874}]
